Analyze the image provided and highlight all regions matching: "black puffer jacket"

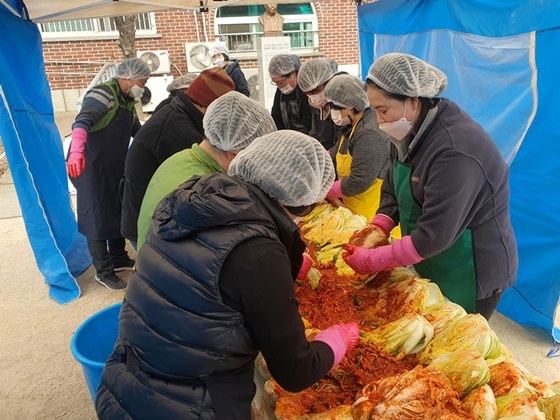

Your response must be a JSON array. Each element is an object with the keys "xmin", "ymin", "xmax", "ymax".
[
  {"xmin": 225, "ymin": 60, "xmax": 250, "ymax": 97},
  {"xmin": 120, "ymin": 91, "xmax": 204, "ymax": 242},
  {"xmin": 97, "ymin": 174, "xmax": 333, "ymax": 419}
]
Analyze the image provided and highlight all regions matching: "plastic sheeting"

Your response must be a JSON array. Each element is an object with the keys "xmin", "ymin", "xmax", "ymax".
[
  {"xmin": 358, "ymin": 0, "xmax": 560, "ymax": 343},
  {"xmin": 0, "ymin": 7, "xmax": 91, "ymax": 304}
]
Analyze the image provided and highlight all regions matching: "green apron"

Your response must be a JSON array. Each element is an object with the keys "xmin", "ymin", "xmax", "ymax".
[{"xmin": 393, "ymin": 161, "xmax": 477, "ymax": 313}]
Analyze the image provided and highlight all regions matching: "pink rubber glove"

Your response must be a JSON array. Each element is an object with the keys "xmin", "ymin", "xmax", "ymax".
[
  {"xmin": 297, "ymin": 253, "xmax": 313, "ymax": 280},
  {"xmin": 370, "ymin": 213, "xmax": 395, "ymax": 236},
  {"xmin": 66, "ymin": 127, "xmax": 88, "ymax": 178},
  {"xmin": 313, "ymin": 322, "xmax": 359, "ymax": 368},
  {"xmin": 342, "ymin": 235, "xmax": 423, "ymax": 275},
  {"xmin": 326, "ymin": 180, "xmax": 344, "ymax": 199}
]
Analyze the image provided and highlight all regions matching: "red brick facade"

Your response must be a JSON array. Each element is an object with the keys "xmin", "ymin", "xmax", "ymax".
[{"xmin": 42, "ymin": 0, "xmax": 358, "ymax": 90}]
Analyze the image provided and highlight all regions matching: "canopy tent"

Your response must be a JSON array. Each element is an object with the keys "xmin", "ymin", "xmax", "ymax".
[{"xmin": 358, "ymin": 0, "xmax": 560, "ymax": 345}]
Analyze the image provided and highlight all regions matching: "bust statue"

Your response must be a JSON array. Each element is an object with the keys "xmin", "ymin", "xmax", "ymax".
[{"xmin": 258, "ymin": 4, "xmax": 285, "ymax": 37}]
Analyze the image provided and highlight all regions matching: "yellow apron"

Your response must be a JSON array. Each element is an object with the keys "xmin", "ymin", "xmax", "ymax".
[
  {"xmin": 335, "ymin": 117, "xmax": 382, "ymax": 221},
  {"xmin": 336, "ymin": 117, "xmax": 401, "ymax": 238}
]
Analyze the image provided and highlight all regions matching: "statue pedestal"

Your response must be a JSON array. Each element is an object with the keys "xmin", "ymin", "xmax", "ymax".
[{"xmin": 256, "ymin": 36, "xmax": 291, "ymax": 110}]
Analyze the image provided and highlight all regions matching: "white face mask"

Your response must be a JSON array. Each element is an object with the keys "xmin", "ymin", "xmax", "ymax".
[
  {"xmin": 129, "ymin": 85, "xmax": 145, "ymax": 99},
  {"xmin": 279, "ymin": 83, "xmax": 295, "ymax": 95},
  {"xmin": 330, "ymin": 109, "xmax": 351, "ymax": 126},
  {"xmin": 308, "ymin": 91, "xmax": 328, "ymax": 109},
  {"xmin": 378, "ymin": 100, "xmax": 414, "ymax": 140},
  {"xmin": 214, "ymin": 58, "xmax": 226, "ymax": 68}
]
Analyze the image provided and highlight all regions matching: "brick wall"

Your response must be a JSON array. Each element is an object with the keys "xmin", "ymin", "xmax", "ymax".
[{"xmin": 43, "ymin": 0, "xmax": 359, "ymax": 90}]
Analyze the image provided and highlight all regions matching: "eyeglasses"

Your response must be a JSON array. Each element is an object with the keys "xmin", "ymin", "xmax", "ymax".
[{"xmin": 270, "ymin": 73, "xmax": 292, "ymax": 87}]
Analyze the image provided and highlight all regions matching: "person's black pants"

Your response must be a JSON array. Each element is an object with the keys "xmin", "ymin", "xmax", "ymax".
[
  {"xmin": 476, "ymin": 290, "xmax": 503, "ymax": 320},
  {"xmin": 87, "ymin": 238, "xmax": 129, "ymax": 277}
]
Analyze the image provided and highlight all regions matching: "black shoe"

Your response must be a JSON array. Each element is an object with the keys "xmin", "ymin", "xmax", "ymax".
[
  {"xmin": 114, "ymin": 258, "xmax": 135, "ymax": 272},
  {"xmin": 95, "ymin": 273, "xmax": 127, "ymax": 291}
]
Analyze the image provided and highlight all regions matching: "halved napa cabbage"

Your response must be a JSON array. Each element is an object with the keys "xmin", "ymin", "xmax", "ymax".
[
  {"xmin": 360, "ymin": 313, "xmax": 434, "ymax": 359},
  {"xmin": 304, "ymin": 207, "xmax": 366, "ymax": 247},
  {"xmin": 363, "ymin": 277, "xmax": 434, "ymax": 324},
  {"xmin": 423, "ymin": 301, "xmax": 467, "ymax": 336},
  {"xmin": 462, "ymin": 384, "xmax": 498, "ymax": 420},
  {"xmin": 419, "ymin": 314, "xmax": 501, "ymax": 365},
  {"xmin": 429, "ymin": 349, "xmax": 490, "ymax": 395},
  {"xmin": 495, "ymin": 391, "xmax": 545, "ymax": 419},
  {"xmin": 488, "ymin": 361, "xmax": 536, "ymax": 398}
]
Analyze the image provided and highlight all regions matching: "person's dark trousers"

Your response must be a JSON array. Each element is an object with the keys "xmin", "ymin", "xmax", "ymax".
[
  {"xmin": 87, "ymin": 237, "xmax": 129, "ymax": 277},
  {"xmin": 476, "ymin": 290, "xmax": 504, "ymax": 320}
]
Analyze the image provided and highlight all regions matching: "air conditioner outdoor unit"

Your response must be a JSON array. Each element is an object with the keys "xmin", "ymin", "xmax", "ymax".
[
  {"xmin": 185, "ymin": 42, "xmax": 214, "ymax": 73},
  {"xmin": 242, "ymin": 68, "xmax": 260, "ymax": 102},
  {"xmin": 137, "ymin": 50, "xmax": 171, "ymax": 75},
  {"xmin": 142, "ymin": 75, "xmax": 174, "ymax": 113}
]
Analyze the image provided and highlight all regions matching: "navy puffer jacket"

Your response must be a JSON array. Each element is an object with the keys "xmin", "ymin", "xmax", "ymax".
[{"xmin": 96, "ymin": 174, "xmax": 298, "ymax": 419}]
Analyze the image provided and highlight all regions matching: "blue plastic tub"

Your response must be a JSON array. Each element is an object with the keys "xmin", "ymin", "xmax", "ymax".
[{"xmin": 70, "ymin": 302, "xmax": 122, "ymax": 402}]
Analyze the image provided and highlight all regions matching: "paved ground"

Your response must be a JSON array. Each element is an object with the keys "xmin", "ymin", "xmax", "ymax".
[{"xmin": 0, "ymin": 112, "xmax": 558, "ymax": 419}]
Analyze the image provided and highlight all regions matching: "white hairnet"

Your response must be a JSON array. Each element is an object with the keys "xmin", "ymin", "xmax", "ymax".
[
  {"xmin": 297, "ymin": 58, "xmax": 338, "ymax": 92},
  {"xmin": 367, "ymin": 53, "xmax": 447, "ymax": 98},
  {"xmin": 268, "ymin": 54, "xmax": 301, "ymax": 77},
  {"xmin": 166, "ymin": 74, "xmax": 197, "ymax": 92},
  {"xmin": 203, "ymin": 91, "xmax": 277, "ymax": 153},
  {"xmin": 116, "ymin": 58, "xmax": 151, "ymax": 80},
  {"xmin": 228, "ymin": 131, "xmax": 335, "ymax": 207},
  {"xmin": 325, "ymin": 74, "xmax": 369, "ymax": 110},
  {"xmin": 212, "ymin": 43, "xmax": 230, "ymax": 59}
]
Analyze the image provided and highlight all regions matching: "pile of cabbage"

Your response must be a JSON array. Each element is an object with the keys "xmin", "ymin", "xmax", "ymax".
[{"xmin": 260, "ymin": 202, "xmax": 560, "ymax": 420}]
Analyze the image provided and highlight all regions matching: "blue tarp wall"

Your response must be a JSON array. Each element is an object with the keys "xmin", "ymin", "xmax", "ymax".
[
  {"xmin": 358, "ymin": 0, "xmax": 560, "ymax": 342},
  {"xmin": 0, "ymin": 3, "xmax": 91, "ymax": 304}
]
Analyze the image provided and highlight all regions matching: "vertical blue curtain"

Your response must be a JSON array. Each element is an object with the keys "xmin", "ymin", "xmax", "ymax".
[
  {"xmin": 0, "ymin": 6, "xmax": 91, "ymax": 304},
  {"xmin": 358, "ymin": 0, "xmax": 560, "ymax": 343}
]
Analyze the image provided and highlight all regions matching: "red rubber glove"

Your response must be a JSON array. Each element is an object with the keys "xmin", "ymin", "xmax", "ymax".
[
  {"xmin": 313, "ymin": 322, "xmax": 359, "ymax": 368},
  {"xmin": 370, "ymin": 213, "xmax": 395, "ymax": 236},
  {"xmin": 297, "ymin": 253, "xmax": 313, "ymax": 280},
  {"xmin": 326, "ymin": 180, "xmax": 344, "ymax": 199},
  {"xmin": 67, "ymin": 127, "xmax": 88, "ymax": 178},
  {"xmin": 342, "ymin": 235, "xmax": 423, "ymax": 275}
]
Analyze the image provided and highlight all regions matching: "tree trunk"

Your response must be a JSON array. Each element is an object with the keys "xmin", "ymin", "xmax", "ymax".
[{"xmin": 113, "ymin": 16, "xmax": 137, "ymax": 59}]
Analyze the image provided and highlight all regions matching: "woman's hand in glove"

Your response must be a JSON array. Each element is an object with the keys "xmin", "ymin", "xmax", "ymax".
[
  {"xmin": 342, "ymin": 236, "xmax": 423, "ymax": 275},
  {"xmin": 313, "ymin": 322, "xmax": 359, "ymax": 368},
  {"xmin": 67, "ymin": 152, "xmax": 86, "ymax": 178}
]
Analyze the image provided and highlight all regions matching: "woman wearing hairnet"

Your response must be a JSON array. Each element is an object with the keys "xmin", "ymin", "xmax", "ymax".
[
  {"xmin": 66, "ymin": 58, "xmax": 151, "ymax": 291},
  {"xmin": 95, "ymin": 131, "xmax": 359, "ymax": 419},
  {"xmin": 323, "ymin": 74, "xmax": 390, "ymax": 220},
  {"xmin": 211, "ymin": 43, "xmax": 250, "ymax": 96},
  {"xmin": 298, "ymin": 57, "xmax": 341, "ymax": 150},
  {"xmin": 343, "ymin": 53, "xmax": 518, "ymax": 319},
  {"xmin": 269, "ymin": 54, "xmax": 312, "ymax": 134}
]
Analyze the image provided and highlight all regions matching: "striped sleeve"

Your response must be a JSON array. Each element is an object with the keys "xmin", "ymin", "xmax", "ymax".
[{"xmin": 72, "ymin": 86, "xmax": 115, "ymax": 131}]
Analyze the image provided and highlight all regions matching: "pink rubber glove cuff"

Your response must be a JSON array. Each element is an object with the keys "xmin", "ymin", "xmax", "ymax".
[
  {"xmin": 297, "ymin": 253, "xmax": 313, "ymax": 280},
  {"xmin": 326, "ymin": 180, "xmax": 344, "ymax": 199},
  {"xmin": 69, "ymin": 127, "xmax": 88, "ymax": 154},
  {"xmin": 313, "ymin": 323, "xmax": 359, "ymax": 368},
  {"xmin": 370, "ymin": 214, "xmax": 395, "ymax": 236}
]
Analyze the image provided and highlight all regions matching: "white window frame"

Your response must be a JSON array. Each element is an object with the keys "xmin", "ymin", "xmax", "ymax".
[
  {"xmin": 39, "ymin": 13, "xmax": 157, "ymax": 41},
  {"xmin": 214, "ymin": 4, "xmax": 319, "ymax": 59}
]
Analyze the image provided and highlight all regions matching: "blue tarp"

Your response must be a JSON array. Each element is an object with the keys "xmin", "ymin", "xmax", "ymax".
[
  {"xmin": 0, "ymin": 5, "xmax": 91, "ymax": 304},
  {"xmin": 358, "ymin": 0, "xmax": 560, "ymax": 342}
]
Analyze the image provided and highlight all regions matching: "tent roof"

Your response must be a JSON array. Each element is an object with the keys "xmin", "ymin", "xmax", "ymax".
[{"xmin": 25, "ymin": 0, "xmax": 313, "ymax": 23}]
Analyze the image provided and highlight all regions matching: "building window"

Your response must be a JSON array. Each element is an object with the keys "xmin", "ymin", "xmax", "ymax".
[
  {"xmin": 215, "ymin": 4, "xmax": 318, "ymax": 54},
  {"xmin": 39, "ymin": 13, "xmax": 157, "ymax": 40}
]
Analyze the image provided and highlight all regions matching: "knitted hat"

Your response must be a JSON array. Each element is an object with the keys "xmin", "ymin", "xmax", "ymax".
[{"xmin": 185, "ymin": 68, "xmax": 235, "ymax": 108}]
